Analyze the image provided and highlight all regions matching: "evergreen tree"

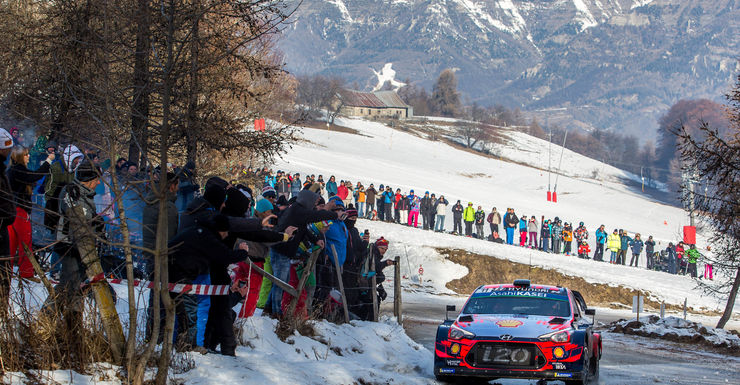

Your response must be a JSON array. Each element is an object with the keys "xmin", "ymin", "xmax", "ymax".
[{"xmin": 432, "ymin": 69, "xmax": 461, "ymax": 117}]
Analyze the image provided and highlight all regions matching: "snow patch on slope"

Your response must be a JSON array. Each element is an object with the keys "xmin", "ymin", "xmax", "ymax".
[
  {"xmin": 631, "ymin": 0, "xmax": 655, "ymax": 9},
  {"xmin": 573, "ymin": 0, "xmax": 599, "ymax": 30},
  {"xmin": 326, "ymin": 0, "xmax": 353, "ymax": 23},
  {"xmin": 371, "ymin": 63, "xmax": 406, "ymax": 91}
]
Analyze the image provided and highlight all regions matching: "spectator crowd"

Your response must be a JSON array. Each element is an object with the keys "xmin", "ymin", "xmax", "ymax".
[{"xmin": 0, "ymin": 126, "xmax": 714, "ymax": 358}]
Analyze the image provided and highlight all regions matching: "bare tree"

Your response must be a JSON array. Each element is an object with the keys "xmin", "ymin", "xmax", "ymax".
[{"xmin": 674, "ymin": 74, "xmax": 740, "ymax": 329}]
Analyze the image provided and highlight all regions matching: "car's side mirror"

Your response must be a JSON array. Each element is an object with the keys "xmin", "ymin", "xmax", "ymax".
[
  {"xmin": 446, "ymin": 305, "xmax": 456, "ymax": 321},
  {"xmin": 585, "ymin": 309, "xmax": 596, "ymax": 316}
]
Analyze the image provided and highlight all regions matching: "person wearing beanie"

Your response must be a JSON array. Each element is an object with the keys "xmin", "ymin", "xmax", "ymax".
[
  {"xmin": 255, "ymin": 198, "xmax": 274, "ymax": 214},
  {"xmin": 178, "ymin": 182, "xmax": 226, "ymax": 232},
  {"xmin": 168, "ymin": 213, "xmax": 249, "ymax": 351},
  {"xmin": 47, "ymin": 159, "xmax": 107, "ymax": 316},
  {"xmin": 355, "ymin": 237, "xmax": 394, "ymax": 320},
  {"xmin": 222, "ymin": 187, "xmax": 250, "ymax": 218},
  {"xmin": 0, "ymin": 128, "xmax": 16, "ymax": 304}
]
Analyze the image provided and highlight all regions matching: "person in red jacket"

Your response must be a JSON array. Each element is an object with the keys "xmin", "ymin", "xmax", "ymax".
[
  {"xmin": 336, "ymin": 180, "xmax": 349, "ymax": 201},
  {"xmin": 578, "ymin": 241, "xmax": 591, "ymax": 259}
]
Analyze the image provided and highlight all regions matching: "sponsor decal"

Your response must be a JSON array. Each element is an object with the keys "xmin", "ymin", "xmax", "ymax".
[
  {"xmin": 446, "ymin": 359, "xmax": 462, "ymax": 366},
  {"xmin": 552, "ymin": 362, "xmax": 566, "ymax": 370},
  {"xmin": 439, "ymin": 368, "xmax": 455, "ymax": 374},
  {"xmin": 554, "ymin": 373, "xmax": 573, "ymax": 378},
  {"xmin": 496, "ymin": 319, "xmax": 523, "ymax": 328}
]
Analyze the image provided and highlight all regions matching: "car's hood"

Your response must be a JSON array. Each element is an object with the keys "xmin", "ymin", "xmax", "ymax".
[{"xmin": 454, "ymin": 314, "xmax": 572, "ymax": 339}]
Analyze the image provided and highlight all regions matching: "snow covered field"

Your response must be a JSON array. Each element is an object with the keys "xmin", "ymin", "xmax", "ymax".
[
  {"xmin": 277, "ymin": 116, "xmax": 695, "ymax": 247},
  {"xmin": 276, "ymin": 117, "xmax": 734, "ymax": 313}
]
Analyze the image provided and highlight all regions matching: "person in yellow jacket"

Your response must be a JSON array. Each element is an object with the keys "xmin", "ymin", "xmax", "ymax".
[
  {"xmin": 606, "ymin": 229, "xmax": 621, "ymax": 264},
  {"xmin": 463, "ymin": 202, "xmax": 476, "ymax": 236}
]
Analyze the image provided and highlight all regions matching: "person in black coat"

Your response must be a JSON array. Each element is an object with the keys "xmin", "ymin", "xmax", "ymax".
[
  {"xmin": 204, "ymin": 188, "xmax": 288, "ymax": 356},
  {"xmin": 341, "ymin": 209, "xmax": 369, "ymax": 318},
  {"xmin": 168, "ymin": 214, "xmax": 249, "ymax": 351},
  {"xmin": 451, "ymin": 200, "xmax": 464, "ymax": 234}
]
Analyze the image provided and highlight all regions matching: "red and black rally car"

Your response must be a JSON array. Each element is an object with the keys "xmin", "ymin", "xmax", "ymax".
[{"xmin": 434, "ymin": 280, "xmax": 601, "ymax": 384}]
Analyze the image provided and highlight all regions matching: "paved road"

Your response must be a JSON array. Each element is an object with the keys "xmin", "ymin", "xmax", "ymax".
[{"xmin": 383, "ymin": 296, "xmax": 740, "ymax": 385}]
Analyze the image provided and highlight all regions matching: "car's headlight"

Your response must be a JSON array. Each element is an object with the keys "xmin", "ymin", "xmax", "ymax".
[
  {"xmin": 449, "ymin": 324, "xmax": 476, "ymax": 340},
  {"xmin": 538, "ymin": 330, "xmax": 570, "ymax": 343}
]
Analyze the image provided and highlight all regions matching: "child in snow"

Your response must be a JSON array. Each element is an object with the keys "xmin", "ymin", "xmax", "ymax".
[
  {"xmin": 578, "ymin": 241, "xmax": 591, "ymax": 259},
  {"xmin": 519, "ymin": 215, "xmax": 528, "ymax": 246}
]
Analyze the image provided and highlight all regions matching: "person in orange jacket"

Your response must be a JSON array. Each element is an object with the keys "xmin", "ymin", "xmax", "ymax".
[{"xmin": 562, "ymin": 223, "xmax": 574, "ymax": 255}]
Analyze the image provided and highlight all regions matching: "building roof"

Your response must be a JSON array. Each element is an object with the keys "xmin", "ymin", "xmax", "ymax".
[{"xmin": 339, "ymin": 89, "xmax": 409, "ymax": 109}]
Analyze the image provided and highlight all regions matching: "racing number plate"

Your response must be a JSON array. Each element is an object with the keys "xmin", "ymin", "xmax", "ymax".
[{"xmin": 476, "ymin": 343, "xmax": 534, "ymax": 367}]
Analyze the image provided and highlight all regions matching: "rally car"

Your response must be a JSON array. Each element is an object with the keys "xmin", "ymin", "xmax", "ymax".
[{"xmin": 434, "ymin": 279, "xmax": 601, "ymax": 384}]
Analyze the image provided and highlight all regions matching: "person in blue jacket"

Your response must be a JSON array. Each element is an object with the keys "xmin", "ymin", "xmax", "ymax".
[
  {"xmin": 326, "ymin": 175, "xmax": 338, "ymax": 197},
  {"xmin": 594, "ymin": 225, "xmax": 607, "ymax": 261},
  {"xmin": 325, "ymin": 196, "xmax": 348, "ymax": 266}
]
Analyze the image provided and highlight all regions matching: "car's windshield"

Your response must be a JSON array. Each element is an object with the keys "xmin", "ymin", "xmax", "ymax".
[{"xmin": 463, "ymin": 296, "xmax": 571, "ymax": 317}]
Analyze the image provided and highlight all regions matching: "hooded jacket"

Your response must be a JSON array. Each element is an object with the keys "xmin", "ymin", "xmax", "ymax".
[
  {"xmin": 271, "ymin": 189, "xmax": 338, "ymax": 259},
  {"xmin": 436, "ymin": 197, "xmax": 448, "ymax": 215},
  {"xmin": 168, "ymin": 224, "xmax": 248, "ymax": 284},
  {"xmin": 606, "ymin": 232, "xmax": 621, "ymax": 252},
  {"xmin": 463, "ymin": 205, "xmax": 475, "ymax": 222},
  {"xmin": 527, "ymin": 217, "xmax": 539, "ymax": 232}
]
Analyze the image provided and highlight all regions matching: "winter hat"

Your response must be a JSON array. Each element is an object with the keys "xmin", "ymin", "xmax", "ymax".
[
  {"xmin": 579, "ymin": 221, "xmax": 584, "ymax": 226},
  {"xmin": 75, "ymin": 160, "xmax": 101, "ymax": 182},
  {"xmin": 205, "ymin": 176, "xmax": 229, "ymax": 191},
  {"xmin": 255, "ymin": 198, "xmax": 274, "ymax": 213},
  {"xmin": 0, "ymin": 128, "xmax": 13, "ymax": 149},
  {"xmin": 210, "ymin": 213, "xmax": 230, "ymax": 232},
  {"xmin": 410, "ymin": 189, "xmax": 414, "ymax": 193},
  {"xmin": 262, "ymin": 185, "xmax": 276, "ymax": 198},
  {"xmin": 204, "ymin": 184, "xmax": 227, "ymax": 209},
  {"xmin": 276, "ymin": 195, "xmax": 289, "ymax": 207},
  {"xmin": 345, "ymin": 209, "xmax": 358, "ymax": 218},
  {"xmin": 223, "ymin": 187, "xmax": 250, "ymax": 217},
  {"xmin": 376, "ymin": 237, "xmax": 389, "ymax": 248},
  {"xmin": 425, "ymin": 191, "xmax": 429, "ymax": 195},
  {"xmin": 329, "ymin": 195, "xmax": 344, "ymax": 208}
]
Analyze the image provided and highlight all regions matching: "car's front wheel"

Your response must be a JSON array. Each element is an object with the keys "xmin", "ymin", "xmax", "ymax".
[{"xmin": 565, "ymin": 348, "xmax": 598, "ymax": 385}]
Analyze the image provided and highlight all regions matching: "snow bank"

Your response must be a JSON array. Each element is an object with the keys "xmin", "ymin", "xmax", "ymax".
[
  {"xmin": 181, "ymin": 316, "xmax": 433, "ymax": 385},
  {"xmin": 610, "ymin": 315, "xmax": 740, "ymax": 355}
]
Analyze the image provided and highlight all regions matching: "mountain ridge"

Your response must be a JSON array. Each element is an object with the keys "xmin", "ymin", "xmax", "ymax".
[{"xmin": 278, "ymin": 0, "xmax": 739, "ymax": 137}]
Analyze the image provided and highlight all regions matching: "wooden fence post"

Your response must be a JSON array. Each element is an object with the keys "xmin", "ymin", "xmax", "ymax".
[
  {"xmin": 286, "ymin": 249, "xmax": 321, "ymax": 317},
  {"xmin": 394, "ymin": 256, "xmax": 402, "ymax": 324},
  {"xmin": 371, "ymin": 249, "xmax": 378, "ymax": 322},
  {"xmin": 330, "ymin": 245, "xmax": 350, "ymax": 323}
]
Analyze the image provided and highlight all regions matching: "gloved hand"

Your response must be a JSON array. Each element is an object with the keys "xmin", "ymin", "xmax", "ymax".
[{"xmin": 377, "ymin": 285, "xmax": 388, "ymax": 301}]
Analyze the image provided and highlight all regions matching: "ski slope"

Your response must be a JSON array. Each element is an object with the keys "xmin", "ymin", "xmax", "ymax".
[{"xmin": 277, "ymin": 116, "xmax": 692, "ymax": 244}]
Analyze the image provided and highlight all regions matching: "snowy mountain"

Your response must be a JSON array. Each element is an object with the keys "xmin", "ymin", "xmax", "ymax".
[{"xmin": 279, "ymin": 0, "xmax": 740, "ymax": 136}]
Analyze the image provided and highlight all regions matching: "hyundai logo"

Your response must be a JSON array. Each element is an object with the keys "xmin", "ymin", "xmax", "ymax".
[{"xmin": 500, "ymin": 334, "xmax": 513, "ymax": 341}]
